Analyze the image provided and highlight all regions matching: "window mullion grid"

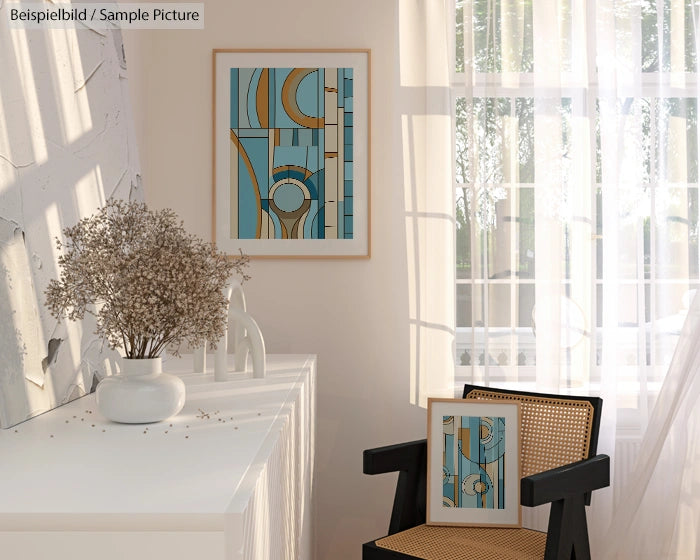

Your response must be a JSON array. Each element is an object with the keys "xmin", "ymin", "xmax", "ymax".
[
  {"xmin": 588, "ymin": 82, "xmax": 600, "ymax": 384},
  {"xmin": 453, "ymin": 75, "xmax": 700, "ymax": 96},
  {"xmin": 482, "ymin": 209, "xmax": 490, "ymax": 384},
  {"xmin": 467, "ymin": 187, "xmax": 480, "ymax": 383},
  {"xmin": 697, "ymin": 96, "xmax": 700, "ymax": 308},
  {"xmin": 466, "ymin": 109, "xmax": 481, "ymax": 384},
  {"xmin": 656, "ymin": 0, "xmax": 666, "ymax": 73},
  {"xmin": 636, "ymin": 204, "xmax": 650, "ymax": 430},
  {"xmin": 649, "ymin": 101, "xmax": 658, "ymax": 377},
  {"xmin": 448, "ymin": 0, "xmax": 457, "ymax": 76},
  {"xmin": 636, "ymin": 204, "xmax": 647, "ymax": 373},
  {"xmin": 631, "ymin": 0, "xmax": 650, "ymax": 408},
  {"xmin": 509, "ymin": 101, "xmax": 518, "ymax": 380}
]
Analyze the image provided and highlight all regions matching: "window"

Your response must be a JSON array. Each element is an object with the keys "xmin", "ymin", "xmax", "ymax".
[{"xmin": 453, "ymin": 0, "xmax": 700, "ymax": 394}]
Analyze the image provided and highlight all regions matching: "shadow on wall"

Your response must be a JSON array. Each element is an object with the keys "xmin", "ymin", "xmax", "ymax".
[{"xmin": 0, "ymin": 14, "xmax": 140, "ymax": 428}]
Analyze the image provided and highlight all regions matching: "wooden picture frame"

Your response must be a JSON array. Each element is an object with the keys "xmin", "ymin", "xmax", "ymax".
[
  {"xmin": 212, "ymin": 49, "xmax": 371, "ymax": 258},
  {"xmin": 427, "ymin": 398, "xmax": 522, "ymax": 527}
]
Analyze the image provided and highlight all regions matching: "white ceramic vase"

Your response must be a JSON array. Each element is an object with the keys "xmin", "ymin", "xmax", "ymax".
[{"xmin": 96, "ymin": 357, "xmax": 186, "ymax": 423}]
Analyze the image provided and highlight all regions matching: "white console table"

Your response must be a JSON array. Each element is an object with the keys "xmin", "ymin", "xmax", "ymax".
[{"xmin": 0, "ymin": 354, "xmax": 316, "ymax": 560}]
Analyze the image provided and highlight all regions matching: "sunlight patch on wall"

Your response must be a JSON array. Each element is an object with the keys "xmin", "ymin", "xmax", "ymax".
[
  {"xmin": 43, "ymin": 202, "xmax": 63, "ymax": 278},
  {"xmin": 59, "ymin": 314, "xmax": 82, "ymax": 396},
  {"xmin": 0, "ymin": 222, "xmax": 50, "ymax": 424},
  {"xmin": 0, "ymin": 98, "xmax": 16, "ymax": 199},
  {"xmin": 0, "ymin": 105, "xmax": 14, "ymax": 198},
  {"xmin": 47, "ymin": 28, "xmax": 94, "ymax": 143},
  {"xmin": 402, "ymin": 114, "xmax": 420, "ymax": 405},
  {"xmin": 74, "ymin": 165, "xmax": 106, "ymax": 219},
  {"xmin": 8, "ymin": 28, "xmax": 48, "ymax": 164}
]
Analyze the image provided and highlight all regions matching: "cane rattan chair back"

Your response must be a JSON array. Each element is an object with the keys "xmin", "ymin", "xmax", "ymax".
[{"xmin": 463, "ymin": 386, "xmax": 598, "ymax": 477}]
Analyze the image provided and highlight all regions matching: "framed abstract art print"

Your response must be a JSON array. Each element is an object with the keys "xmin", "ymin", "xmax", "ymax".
[
  {"xmin": 427, "ymin": 398, "xmax": 521, "ymax": 527},
  {"xmin": 212, "ymin": 49, "xmax": 370, "ymax": 258}
]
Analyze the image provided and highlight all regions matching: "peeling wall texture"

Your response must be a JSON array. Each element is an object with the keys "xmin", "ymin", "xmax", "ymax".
[{"xmin": 0, "ymin": 13, "xmax": 140, "ymax": 428}]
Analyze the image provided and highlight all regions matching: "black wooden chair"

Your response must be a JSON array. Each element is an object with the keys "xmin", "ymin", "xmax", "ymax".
[{"xmin": 363, "ymin": 385, "xmax": 610, "ymax": 560}]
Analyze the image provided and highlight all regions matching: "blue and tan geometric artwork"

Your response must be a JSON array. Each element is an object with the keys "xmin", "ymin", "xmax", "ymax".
[
  {"xmin": 442, "ymin": 415, "xmax": 507, "ymax": 510},
  {"xmin": 229, "ymin": 67, "xmax": 354, "ymax": 240}
]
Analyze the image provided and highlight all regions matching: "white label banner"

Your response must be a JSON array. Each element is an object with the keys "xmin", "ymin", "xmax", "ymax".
[{"xmin": 5, "ymin": 2, "xmax": 205, "ymax": 29}]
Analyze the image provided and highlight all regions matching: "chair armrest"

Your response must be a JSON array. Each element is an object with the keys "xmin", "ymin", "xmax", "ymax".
[
  {"xmin": 363, "ymin": 439, "xmax": 427, "ymax": 475},
  {"xmin": 363, "ymin": 440, "xmax": 427, "ymax": 534},
  {"xmin": 521, "ymin": 454, "xmax": 610, "ymax": 507}
]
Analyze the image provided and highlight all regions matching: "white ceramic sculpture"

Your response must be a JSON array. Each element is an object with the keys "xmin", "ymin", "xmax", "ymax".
[
  {"xmin": 193, "ymin": 344, "xmax": 206, "ymax": 373},
  {"xmin": 208, "ymin": 281, "xmax": 266, "ymax": 380},
  {"xmin": 214, "ymin": 284, "xmax": 234, "ymax": 381},
  {"xmin": 229, "ymin": 307, "xmax": 266, "ymax": 379}
]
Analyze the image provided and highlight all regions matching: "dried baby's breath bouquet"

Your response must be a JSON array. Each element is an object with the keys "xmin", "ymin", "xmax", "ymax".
[{"xmin": 45, "ymin": 199, "xmax": 250, "ymax": 359}]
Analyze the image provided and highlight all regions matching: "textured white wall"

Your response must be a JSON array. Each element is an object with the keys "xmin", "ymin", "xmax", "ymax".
[
  {"xmin": 0, "ymin": 15, "xmax": 140, "ymax": 428},
  {"xmin": 122, "ymin": 1, "xmax": 428, "ymax": 558}
]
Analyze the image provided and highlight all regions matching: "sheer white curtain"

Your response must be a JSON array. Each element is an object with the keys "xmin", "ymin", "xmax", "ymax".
[
  {"xmin": 399, "ymin": 0, "xmax": 455, "ymax": 407},
  {"xmin": 602, "ymin": 290, "xmax": 700, "ymax": 558},
  {"xmin": 401, "ymin": 0, "xmax": 700, "ymax": 556}
]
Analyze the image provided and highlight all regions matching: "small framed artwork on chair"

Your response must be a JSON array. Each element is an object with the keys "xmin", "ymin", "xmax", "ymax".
[{"xmin": 427, "ymin": 398, "xmax": 522, "ymax": 527}]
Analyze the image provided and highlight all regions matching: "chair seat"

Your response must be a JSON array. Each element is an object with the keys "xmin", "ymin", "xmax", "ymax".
[{"xmin": 375, "ymin": 524, "xmax": 547, "ymax": 560}]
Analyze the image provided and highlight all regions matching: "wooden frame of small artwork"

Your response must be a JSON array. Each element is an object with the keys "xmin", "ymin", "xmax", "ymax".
[{"xmin": 427, "ymin": 398, "xmax": 522, "ymax": 527}]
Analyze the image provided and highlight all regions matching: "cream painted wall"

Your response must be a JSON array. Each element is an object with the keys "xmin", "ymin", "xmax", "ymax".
[{"xmin": 122, "ymin": 1, "xmax": 427, "ymax": 558}]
